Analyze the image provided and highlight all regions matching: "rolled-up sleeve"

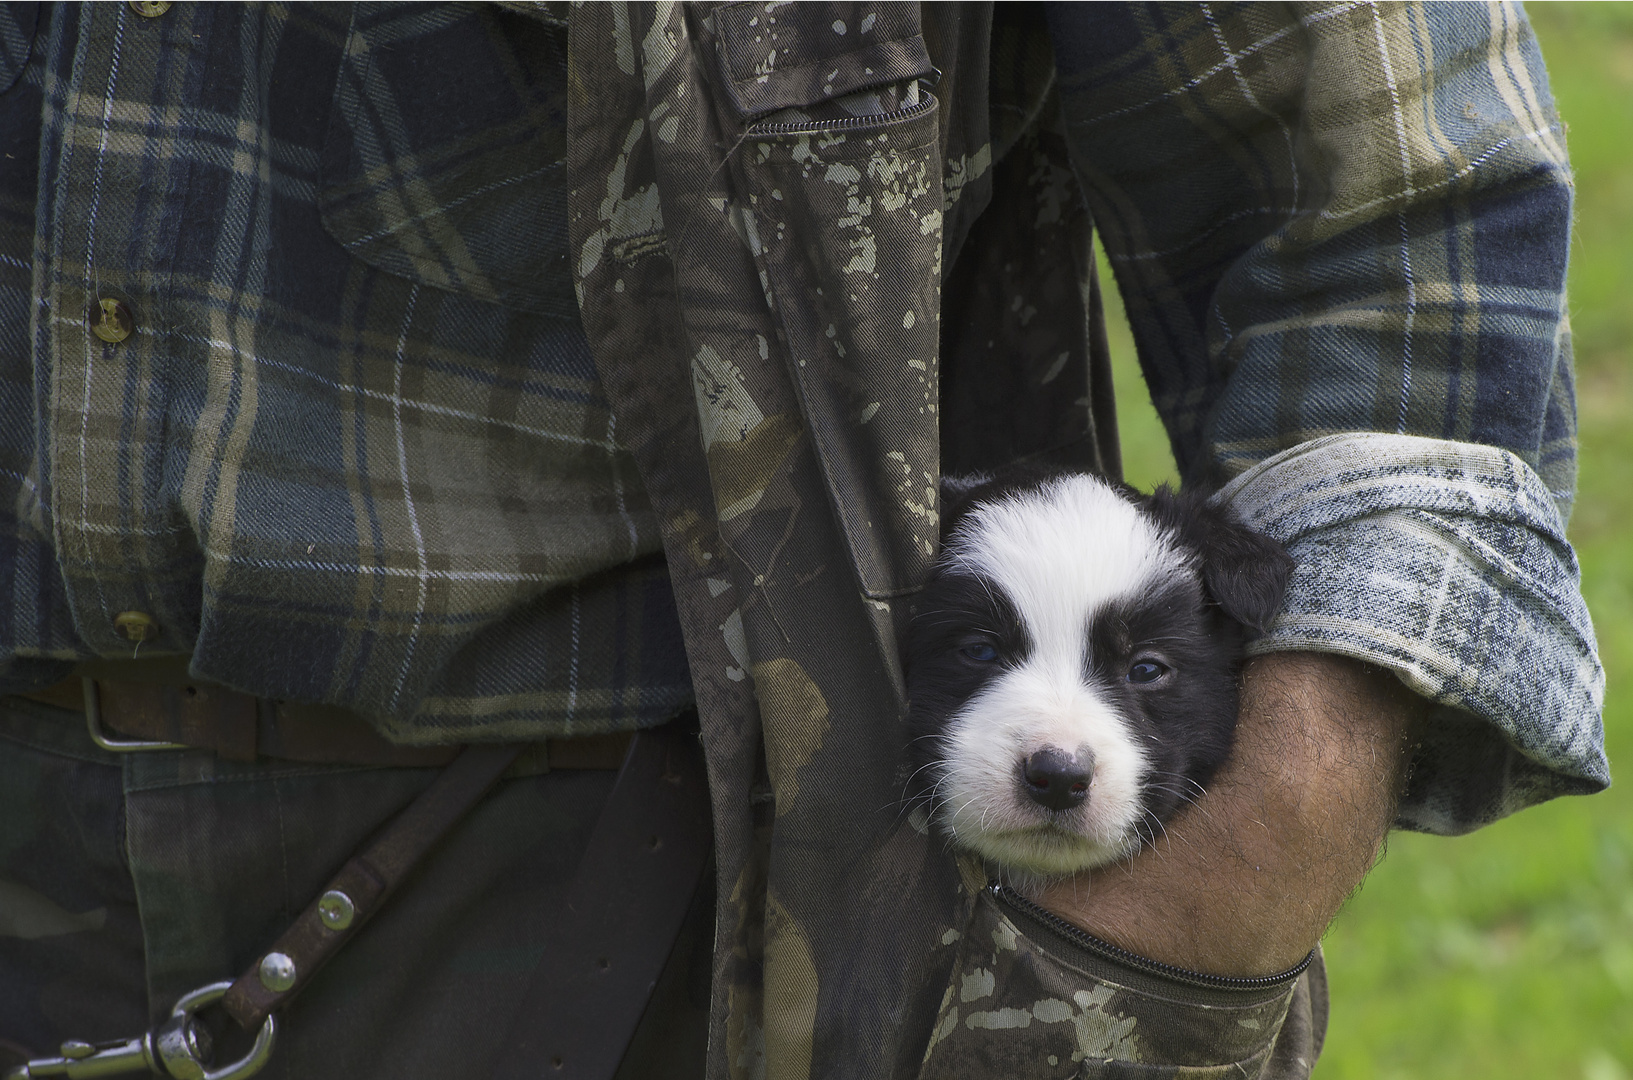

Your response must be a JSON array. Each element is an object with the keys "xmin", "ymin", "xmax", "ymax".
[
  {"xmin": 1048, "ymin": 0, "xmax": 1605, "ymax": 832},
  {"xmin": 1218, "ymin": 433, "xmax": 1606, "ymax": 831}
]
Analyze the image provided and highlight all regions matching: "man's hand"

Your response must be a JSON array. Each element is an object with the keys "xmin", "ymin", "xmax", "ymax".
[{"xmin": 1036, "ymin": 651, "xmax": 1424, "ymax": 977}]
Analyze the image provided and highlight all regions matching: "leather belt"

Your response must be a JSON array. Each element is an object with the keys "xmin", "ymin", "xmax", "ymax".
[{"xmin": 15, "ymin": 657, "xmax": 631, "ymax": 770}]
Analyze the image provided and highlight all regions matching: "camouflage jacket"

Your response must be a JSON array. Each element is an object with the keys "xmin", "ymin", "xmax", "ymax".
[{"xmin": 567, "ymin": 6, "xmax": 1152, "ymax": 1077}]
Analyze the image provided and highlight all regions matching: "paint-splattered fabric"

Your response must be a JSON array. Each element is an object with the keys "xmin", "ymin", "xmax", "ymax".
[{"xmin": 0, "ymin": 3, "xmax": 1602, "ymax": 1080}]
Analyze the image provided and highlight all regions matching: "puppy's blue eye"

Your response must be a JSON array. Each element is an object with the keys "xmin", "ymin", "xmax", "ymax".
[
  {"xmin": 1128, "ymin": 660, "xmax": 1167, "ymax": 684},
  {"xmin": 960, "ymin": 641, "xmax": 999, "ymax": 662}
]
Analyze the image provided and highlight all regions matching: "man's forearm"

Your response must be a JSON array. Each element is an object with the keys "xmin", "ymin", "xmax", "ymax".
[{"xmin": 1037, "ymin": 651, "xmax": 1423, "ymax": 977}]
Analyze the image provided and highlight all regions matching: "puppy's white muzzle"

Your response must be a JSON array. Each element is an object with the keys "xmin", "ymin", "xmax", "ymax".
[{"xmin": 937, "ymin": 662, "xmax": 1148, "ymax": 877}]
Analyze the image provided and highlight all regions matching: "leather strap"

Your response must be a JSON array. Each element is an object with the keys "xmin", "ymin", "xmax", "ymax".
[
  {"xmin": 223, "ymin": 742, "xmax": 528, "ymax": 1028},
  {"xmin": 489, "ymin": 721, "xmax": 713, "ymax": 1080}
]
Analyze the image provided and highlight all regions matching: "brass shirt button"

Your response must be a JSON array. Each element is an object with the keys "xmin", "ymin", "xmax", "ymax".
[
  {"xmin": 89, "ymin": 298, "xmax": 135, "ymax": 344},
  {"xmin": 128, "ymin": 1, "xmax": 172, "ymax": 16},
  {"xmin": 113, "ymin": 611, "xmax": 160, "ymax": 642}
]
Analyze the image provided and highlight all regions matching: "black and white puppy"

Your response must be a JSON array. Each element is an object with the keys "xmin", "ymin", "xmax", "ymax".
[{"xmin": 906, "ymin": 467, "xmax": 1293, "ymax": 881}]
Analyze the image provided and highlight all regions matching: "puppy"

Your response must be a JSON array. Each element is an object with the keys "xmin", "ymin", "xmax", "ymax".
[{"xmin": 906, "ymin": 467, "xmax": 1293, "ymax": 881}]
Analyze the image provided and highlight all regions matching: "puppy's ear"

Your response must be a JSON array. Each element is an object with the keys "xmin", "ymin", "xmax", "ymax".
[
  {"xmin": 938, "ymin": 472, "xmax": 992, "ymax": 537},
  {"xmin": 1142, "ymin": 486, "xmax": 1294, "ymax": 636}
]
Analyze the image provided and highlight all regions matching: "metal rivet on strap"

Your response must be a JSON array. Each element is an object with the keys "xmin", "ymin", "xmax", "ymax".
[
  {"xmin": 258, "ymin": 952, "xmax": 297, "ymax": 992},
  {"xmin": 317, "ymin": 890, "xmax": 355, "ymax": 930},
  {"xmin": 113, "ymin": 611, "xmax": 160, "ymax": 642},
  {"xmin": 128, "ymin": 1, "xmax": 172, "ymax": 16},
  {"xmin": 89, "ymin": 297, "xmax": 135, "ymax": 343}
]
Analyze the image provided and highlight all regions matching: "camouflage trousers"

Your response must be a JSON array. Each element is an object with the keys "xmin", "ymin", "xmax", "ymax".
[{"xmin": 0, "ymin": 695, "xmax": 709, "ymax": 1080}]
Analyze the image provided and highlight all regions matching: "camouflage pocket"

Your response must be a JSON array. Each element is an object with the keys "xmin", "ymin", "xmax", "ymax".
[
  {"xmin": 729, "ymin": 87, "xmax": 945, "ymax": 599},
  {"xmin": 917, "ymin": 886, "xmax": 1325, "ymax": 1080},
  {"xmin": 709, "ymin": 2, "xmax": 934, "ymax": 122}
]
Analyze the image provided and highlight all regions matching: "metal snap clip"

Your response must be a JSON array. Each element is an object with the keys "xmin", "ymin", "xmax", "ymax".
[{"xmin": 2, "ymin": 980, "xmax": 276, "ymax": 1079}]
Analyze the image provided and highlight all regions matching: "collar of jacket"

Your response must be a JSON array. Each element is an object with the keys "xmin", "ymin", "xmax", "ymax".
[{"xmin": 563, "ymin": 4, "xmax": 1101, "ymax": 1076}]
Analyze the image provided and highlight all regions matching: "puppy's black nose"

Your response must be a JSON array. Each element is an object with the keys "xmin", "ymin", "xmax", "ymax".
[{"xmin": 1022, "ymin": 748, "xmax": 1094, "ymax": 812}]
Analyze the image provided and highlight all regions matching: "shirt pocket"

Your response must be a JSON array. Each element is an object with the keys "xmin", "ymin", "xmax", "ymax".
[
  {"xmin": 316, "ymin": 3, "xmax": 574, "ymax": 318},
  {"xmin": 716, "ymin": 3, "xmax": 944, "ymax": 598},
  {"xmin": 0, "ymin": 3, "xmax": 38, "ymax": 96}
]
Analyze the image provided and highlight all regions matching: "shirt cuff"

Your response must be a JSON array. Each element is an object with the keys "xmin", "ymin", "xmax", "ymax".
[{"xmin": 1214, "ymin": 434, "xmax": 1608, "ymax": 834}]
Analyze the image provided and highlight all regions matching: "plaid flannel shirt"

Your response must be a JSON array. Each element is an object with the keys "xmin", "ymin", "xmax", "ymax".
[
  {"xmin": 0, "ymin": 2, "xmax": 695, "ymax": 740},
  {"xmin": 0, "ymin": 3, "xmax": 1607, "ymax": 1078}
]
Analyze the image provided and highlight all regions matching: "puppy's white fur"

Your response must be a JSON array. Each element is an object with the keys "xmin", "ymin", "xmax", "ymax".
[{"xmin": 937, "ymin": 475, "xmax": 1190, "ymax": 875}]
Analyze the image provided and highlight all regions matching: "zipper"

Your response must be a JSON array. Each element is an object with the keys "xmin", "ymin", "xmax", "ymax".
[
  {"xmin": 989, "ymin": 883, "xmax": 1316, "ymax": 993},
  {"xmin": 748, "ymin": 96, "xmax": 936, "ymax": 136}
]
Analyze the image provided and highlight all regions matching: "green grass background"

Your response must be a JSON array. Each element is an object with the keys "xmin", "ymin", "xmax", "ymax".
[{"xmin": 1097, "ymin": 5, "xmax": 1633, "ymax": 1075}]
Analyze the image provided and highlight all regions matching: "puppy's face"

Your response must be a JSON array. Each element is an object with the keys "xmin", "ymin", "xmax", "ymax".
[{"xmin": 907, "ymin": 473, "xmax": 1283, "ymax": 879}]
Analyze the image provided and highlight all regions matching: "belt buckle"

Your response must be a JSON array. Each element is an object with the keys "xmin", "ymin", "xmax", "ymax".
[{"xmin": 82, "ymin": 678, "xmax": 186, "ymax": 753}]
